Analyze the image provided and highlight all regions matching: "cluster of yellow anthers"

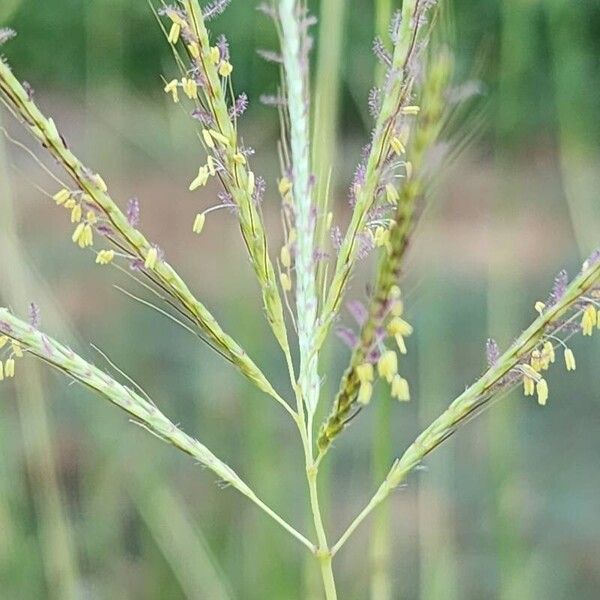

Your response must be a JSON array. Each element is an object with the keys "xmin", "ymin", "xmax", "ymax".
[
  {"xmin": 166, "ymin": 15, "xmax": 233, "ymax": 79},
  {"xmin": 522, "ymin": 296, "xmax": 600, "ymax": 406},
  {"xmin": 354, "ymin": 286, "xmax": 413, "ymax": 406},
  {"xmin": 277, "ymin": 176, "xmax": 295, "ymax": 292},
  {"xmin": 53, "ymin": 187, "xmax": 117, "ymax": 266},
  {"xmin": 53, "ymin": 188, "xmax": 96, "ymax": 249},
  {"xmin": 364, "ymin": 109, "xmax": 419, "ymax": 251},
  {"xmin": 0, "ymin": 335, "xmax": 21, "ymax": 381}
]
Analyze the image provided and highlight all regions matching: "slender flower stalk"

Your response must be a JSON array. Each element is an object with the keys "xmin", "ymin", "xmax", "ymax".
[
  {"xmin": 316, "ymin": 0, "xmax": 437, "ymax": 351},
  {"xmin": 279, "ymin": 1, "xmax": 320, "ymax": 418},
  {"xmin": 177, "ymin": 0, "xmax": 292, "ymax": 360},
  {"xmin": 331, "ymin": 257, "xmax": 600, "ymax": 554},
  {"xmin": 318, "ymin": 50, "xmax": 452, "ymax": 455},
  {"xmin": 0, "ymin": 308, "xmax": 314, "ymax": 553},
  {"xmin": 0, "ymin": 56, "xmax": 291, "ymax": 414}
]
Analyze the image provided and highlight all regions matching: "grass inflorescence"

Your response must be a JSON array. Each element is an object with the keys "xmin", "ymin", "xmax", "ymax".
[{"xmin": 0, "ymin": 2, "xmax": 599, "ymax": 598}]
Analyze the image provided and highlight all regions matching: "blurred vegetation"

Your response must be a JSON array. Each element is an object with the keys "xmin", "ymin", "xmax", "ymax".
[{"xmin": 0, "ymin": 0, "xmax": 599, "ymax": 599}]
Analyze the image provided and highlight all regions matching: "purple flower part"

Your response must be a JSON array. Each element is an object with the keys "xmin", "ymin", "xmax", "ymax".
[
  {"xmin": 366, "ymin": 349, "xmax": 380, "ymax": 363},
  {"xmin": 389, "ymin": 10, "xmax": 402, "ymax": 42},
  {"xmin": 372, "ymin": 37, "xmax": 392, "ymax": 67},
  {"xmin": 368, "ymin": 87, "xmax": 382, "ymax": 118},
  {"xmin": 349, "ymin": 163, "xmax": 367, "ymax": 206},
  {"xmin": 347, "ymin": 300, "xmax": 368, "ymax": 327},
  {"xmin": 96, "ymin": 223, "xmax": 114, "ymax": 237},
  {"xmin": 204, "ymin": 0, "xmax": 231, "ymax": 21},
  {"xmin": 28, "ymin": 302, "xmax": 41, "ymax": 329},
  {"xmin": 253, "ymin": 176, "xmax": 266, "ymax": 205},
  {"xmin": 127, "ymin": 197, "xmax": 140, "ymax": 227},
  {"xmin": 130, "ymin": 258, "xmax": 144, "ymax": 272},
  {"xmin": 0, "ymin": 28, "xmax": 16, "ymax": 45},
  {"xmin": 356, "ymin": 231, "xmax": 374, "ymax": 260},
  {"xmin": 366, "ymin": 204, "xmax": 389, "ymax": 223},
  {"xmin": 335, "ymin": 326, "xmax": 358, "ymax": 350},
  {"xmin": 229, "ymin": 93, "xmax": 248, "ymax": 119},
  {"xmin": 216, "ymin": 34, "xmax": 230, "ymax": 62},
  {"xmin": 259, "ymin": 94, "xmax": 287, "ymax": 108},
  {"xmin": 0, "ymin": 321, "xmax": 13, "ymax": 334},
  {"xmin": 549, "ymin": 269, "xmax": 569, "ymax": 305},
  {"xmin": 191, "ymin": 107, "xmax": 214, "ymax": 126},
  {"xmin": 191, "ymin": 68, "xmax": 208, "ymax": 88},
  {"xmin": 486, "ymin": 338, "xmax": 500, "ymax": 367},
  {"xmin": 313, "ymin": 248, "xmax": 329, "ymax": 263},
  {"xmin": 256, "ymin": 49, "xmax": 283, "ymax": 64},
  {"xmin": 330, "ymin": 225, "xmax": 342, "ymax": 251},
  {"xmin": 585, "ymin": 248, "xmax": 600, "ymax": 268},
  {"xmin": 218, "ymin": 191, "xmax": 238, "ymax": 214}
]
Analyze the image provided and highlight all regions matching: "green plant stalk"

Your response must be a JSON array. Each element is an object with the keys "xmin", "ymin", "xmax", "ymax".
[
  {"xmin": 279, "ymin": 0, "xmax": 320, "ymax": 420},
  {"xmin": 0, "ymin": 132, "xmax": 79, "ymax": 599},
  {"xmin": 315, "ymin": 0, "xmax": 426, "ymax": 351},
  {"xmin": 546, "ymin": 0, "xmax": 599, "ymax": 255},
  {"xmin": 330, "ymin": 257, "xmax": 600, "ymax": 554},
  {"xmin": 0, "ymin": 308, "xmax": 315, "ymax": 554},
  {"xmin": 181, "ymin": 0, "xmax": 292, "ymax": 361},
  {"xmin": 133, "ymin": 479, "xmax": 233, "ymax": 600},
  {"xmin": 318, "ymin": 51, "xmax": 451, "ymax": 455},
  {"xmin": 492, "ymin": 3, "xmax": 537, "ymax": 595},
  {"xmin": 370, "ymin": 2, "xmax": 396, "ymax": 598},
  {"xmin": 0, "ymin": 58, "xmax": 290, "ymax": 413},
  {"xmin": 417, "ymin": 275, "xmax": 458, "ymax": 600}
]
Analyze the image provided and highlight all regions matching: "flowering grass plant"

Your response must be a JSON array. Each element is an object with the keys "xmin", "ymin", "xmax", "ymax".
[{"xmin": 0, "ymin": 1, "xmax": 599, "ymax": 597}]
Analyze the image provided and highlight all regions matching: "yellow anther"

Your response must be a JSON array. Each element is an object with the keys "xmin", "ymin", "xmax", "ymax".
[
  {"xmin": 357, "ymin": 381, "xmax": 373, "ymax": 405},
  {"xmin": 377, "ymin": 350, "xmax": 398, "ymax": 383},
  {"xmin": 164, "ymin": 79, "xmax": 179, "ymax": 103},
  {"xmin": 385, "ymin": 183, "xmax": 399, "ymax": 204},
  {"xmin": 536, "ymin": 378, "xmax": 548, "ymax": 406},
  {"xmin": 71, "ymin": 204, "xmax": 82, "ymax": 223},
  {"xmin": 167, "ymin": 22, "xmax": 181, "ymax": 44},
  {"xmin": 278, "ymin": 177, "xmax": 293, "ymax": 196},
  {"xmin": 209, "ymin": 46, "xmax": 220, "ymax": 65},
  {"xmin": 192, "ymin": 213, "xmax": 206, "ymax": 234},
  {"xmin": 280, "ymin": 272, "xmax": 292, "ymax": 292},
  {"xmin": 4, "ymin": 358, "xmax": 15, "ymax": 379},
  {"xmin": 182, "ymin": 77, "xmax": 198, "ymax": 99},
  {"xmin": 95, "ymin": 250, "xmax": 115, "ymax": 265},
  {"xmin": 391, "ymin": 374, "xmax": 410, "ymax": 401},
  {"xmin": 233, "ymin": 152, "xmax": 246, "ymax": 165},
  {"xmin": 189, "ymin": 166, "xmax": 210, "ymax": 191},
  {"xmin": 53, "ymin": 189, "xmax": 70, "ymax": 206},
  {"xmin": 218, "ymin": 61, "xmax": 233, "ymax": 77},
  {"xmin": 356, "ymin": 363, "xmax": 374, "ymax": 384},
  {"xmin": 401, "ymin": 105, "xmax": 420, "ymax": 116},
  {"xmin": 564, "ymin": 348, "xmax": 576, "ymax": 371},
  {"xmin": 280, "ymin": 245, "xmax": 291, "ymax": 269},
  {"xmin": 390, "ymin": 136, "xmax": 406, "ymax": 156}
]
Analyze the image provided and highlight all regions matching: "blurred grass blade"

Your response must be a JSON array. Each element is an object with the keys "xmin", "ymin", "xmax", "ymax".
[
  {"xmin": 134, "ymin": 479, "xmax": 234, "ymax": 600},
  {"xmin": 0, "ymin": 118, "xmax": 80, "ymax": 599}
]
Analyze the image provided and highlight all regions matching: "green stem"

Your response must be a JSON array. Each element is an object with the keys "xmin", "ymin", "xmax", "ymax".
[{"xmin": 307, "ymin": 467, "xmax": 337, "ymax": 600}]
